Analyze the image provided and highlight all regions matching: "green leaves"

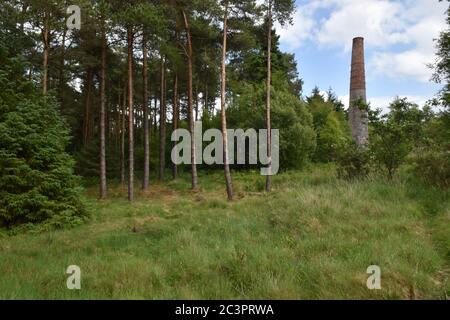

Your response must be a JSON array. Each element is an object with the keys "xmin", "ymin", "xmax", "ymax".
[
  {"xmin": 0, "ymin": 42, "xmax": 86, "ymax": 228},
  {"xmin": 227, "ymin": 83, "xmax": 316, "ymax": 170}
]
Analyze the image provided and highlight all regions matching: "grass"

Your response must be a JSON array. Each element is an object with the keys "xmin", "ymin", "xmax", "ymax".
[{"xmin": 0, "ymin": 165, "xmax": 448, "ymax": 299}]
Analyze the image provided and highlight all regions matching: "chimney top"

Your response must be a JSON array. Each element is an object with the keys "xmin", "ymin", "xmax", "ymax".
[{"xmin": 350, "ymin": 36, "xmax": 366, "ymax": 98}]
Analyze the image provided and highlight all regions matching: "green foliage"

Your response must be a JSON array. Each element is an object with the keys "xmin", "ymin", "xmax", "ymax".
[
  {"xmin": 272, "ymin": 91, "xmax": 316, "ymax": 169},
  {"xmin": 75, "ymin": 140, "xmax": 122, "ymax": 180},
  {"xmin": 370, "ymin": 98, "xmax": 428, "ymax": 179},
  {"xmin": 336, "ymin": 143, "xmax": 371, "ymax": 180},
  {"xmin": 410, "ymin": 113, "xmax": 450, "ymax": 188},
  {"xmin": 371, "ymin": 121, "xmax": 410, "ymax": 179},
  {"xmin": 227, "ymin": 83, "xmax": 316, "ymax": 170},
  {"xmin": 388, "ymin": 98, "xmax": 431, "ymax": 145},
  {"xmin": 433, "ymin": 1, "xmax": 450, "ymax": 108},
  {"xmin": 353, "ymin": 98, "xmax": 370, "ymax": 112},
  {"xmin": 270, "ymin": 0, "xmax": 295, "ymax": 26},
  {"xmin": 326, "ymin": 88, "xmax": 345, "ymax": 113},
  {"xmin": 306, "ymin": 88, "xmax": 351, "ymax": 162},
  {"xmin": 316, "ymin": 113, "xmax": 350, "ymax": 162},
  {"xmin": 0, "ymin": 97, "xmax": 87, "ymax": 228},
  {"xmin": 410, "ymin": 1, "xmax": 450, "ymax": 189},
  {"xmin": 0, "ymin": 167, "xmax": 448, "ymax": 299},
  {"xmin": 0, "ymin": 42, "xmax": 86, "ymax": 228},
  {"xmin": 228, "ymin": 24, "xmax": 303, "ymax": 97},
  {"xmin": 411, "ymin": 146, "xmax": 450, "ymax": 189}
]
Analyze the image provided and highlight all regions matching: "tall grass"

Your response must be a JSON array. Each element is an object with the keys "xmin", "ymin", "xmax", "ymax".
[{"xmin": 0, "ymin": 165, "xmax": 448, "ymax": 299}]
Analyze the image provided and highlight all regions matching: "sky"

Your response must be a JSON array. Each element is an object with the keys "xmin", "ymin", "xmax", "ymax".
[{"xmin": 274, "ymin": 0, "xmax": 448, "ymax": 111}]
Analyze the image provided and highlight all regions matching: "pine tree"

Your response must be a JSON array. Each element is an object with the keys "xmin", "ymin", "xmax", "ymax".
[
  {"xmin": 0, "ymin": 40, "xmax": 86, "ymax": 227},
  {"xmin": 263, "ymin": 0, "xmax": 295, "ymax": 192},
  {"xmin": 220, "ymin": 0, "xmax": 234, "ymax": 200}
]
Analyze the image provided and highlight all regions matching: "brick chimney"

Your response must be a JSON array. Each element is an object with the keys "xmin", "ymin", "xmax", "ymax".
[{"xmin": 349, "ymin": 37, "xmax": 369, "ymax": 146}]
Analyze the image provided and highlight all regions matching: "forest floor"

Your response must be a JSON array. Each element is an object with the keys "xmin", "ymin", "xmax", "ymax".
[{"xmin": 0, "ymin": 165, "xmax": 449, "ymax": 299}]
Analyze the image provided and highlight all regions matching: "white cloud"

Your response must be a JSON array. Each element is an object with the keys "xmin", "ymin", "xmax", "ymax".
[
  {"xmin": 276, "ymin": 10, "xmax": 315, "ymax": 49},
  {"xmin": 371, "ymin": 50, "xmax": 432, "ymax": 82},
  {"xmin": 277, "ymin": 0, "xmax": 448, "ymax": 83},
  {"xmin": 370, "ymin": 12, "xmax": 446, "ymax": 82},
  {"xmin": 315, "ymin": 0, "xmax": 408, "ymax": 50}
]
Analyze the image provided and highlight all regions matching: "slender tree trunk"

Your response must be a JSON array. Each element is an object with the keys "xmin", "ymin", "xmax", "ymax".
[
  {"xmin": 195, "ymin": 84, "xmax": 199, "ymax": 121},
  {"xmin": 42, "ymin": 11, "xmax": 50, "ymax": 95},
  {"xmin": 159, "ymin": 57, "xmax": 166, "ymax": 181},
  {"xmin": 83, "ymin": 69, "xmax": 93, "ymax": 146},
  {"xmin": 89, "ymin": 99, "xmax": 95, "ymax": 142},
  {"xmin": 204, "ymin": 85, "xmax": 209, "ymax": 119},
  {"xmin": 99, "ymin": 27, "xmax": 107, "ymax": 200},
  {"xmin": 172, "ymin": 72, "xmax": 179, "ymax": 179},
  {"xmin": 59, "ymin": 25, "xmax": 67, "ymax": 109},
  {"xmin": 153, "ymin": 96, "xmax": 158, "ymax": 135},
  {"xmin": 142, "ymin": 30, "xmax": 150, "ymax": 191},
  {"xmin": 127, "ymin": 27, "xmax": 135, "ymax": 202},
  {"xmin": 116, "ymin": 87, "xmax": 121, "ymax": 146},
  {"xmin": 221, "ymin": 1, "xmax": 233, "ymax": 201},
  {"xmin": 120, "ymin": 88, "xmax": 126, "ymax": 188},
  {"xmin": 182, "ymin": 10, "xmax": 198, "ymax": 189},
  {"xmin": 106, "ymin": 97, "xmax": 110, "ymax": 140},
  {"xmin": 265, "ymin": 1, "xmax": 273, "ymax": 193}
]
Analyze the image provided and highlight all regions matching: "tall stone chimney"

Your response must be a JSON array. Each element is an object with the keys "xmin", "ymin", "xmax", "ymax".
[{"xmin": 349, "ymin": 37, "xmax": 369, "ymax": 146}]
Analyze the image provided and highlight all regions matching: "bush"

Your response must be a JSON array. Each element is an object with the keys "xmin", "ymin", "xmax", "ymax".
[
  {"xmin": 0, "ymin": 96, "xmax": 87, "ymax": 227},
  {"xmin": 316, "ymin": 112, "xmax": 350, "ymax": 162},
  {"xmin": 369, "ymin": 98, "xmax": 427, "ymax": 179},
  {"xmin": 0, "ymin": 42, "xmax": 87, "ymax": 228},
  {"xmin": 272, "ymin": 91, "xmax": 317, "ymax": 169},
  {"xmin": 227, "ymin": 83, "xmax": 316, "ymax": 170},
  {"xmin": 336, "ymin": 143, "xmax": 371, "ymax": 180},
  {"xmin": 371, "ymin": 122, "xmax": 411, "ymax": 179},
  {"xmin": 411, "ymin": 146, "xmax": 450, "ymax": 189},
  {"xmin": 305, "ymin": 88, "xmax": 351, "ymax": 163}
]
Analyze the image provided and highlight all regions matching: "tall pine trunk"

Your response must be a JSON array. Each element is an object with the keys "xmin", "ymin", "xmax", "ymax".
[
  {"xmin": 159, "ymin": 57, "xmax": 166, "ymax": 181},
  {"xmin": 195, "ymin": 84, "xmax": 199, "ymax": 121},
  {"xmin": 83, "ymin": 69, "xmax": 93, "ymax": 146},
  {"xmin": 120, "ymin": 88, "xmax": 126, "ymax": 188},
  {"xmin": 42, "ymin": 11, "xmax": 50, "ymax": 95},
  {"xmin": 142, "ymin": 30, "xmax": 150, "ymax": 191},
  {"xmin": 221, "ymin": 1, "xmax": 233, "ymax": 201},
  {"xmin": 116, "ymin": 86, "xmax": 121, "ymax": 146},
  {"xmin": 58, "ymin": 25, "xmax": 67, "ymax": 109},
  {"xmin": 265, "ymin": 1, "xmax": 273, "ymax": 193},
  {"xmin": 153, "ymin": 96, "xmax": 158, "ymax": 136},
  {"xmin": 172, "ymin": 72, "xmax": 179, "ymax": 179},
  {"xmin": 204, "ymin": 85, "xmax": 209, "ymax": 119},
  {"xmin": 99, "ymin": 27, "xmax": 107, "ymax": 199},
  {"xmin": 127, "ymin": 27, "xmax": 134, "ymax": 202},
  {"xmin": 182, "ymin": 10, "xmax": 198, "ymax": 189}
]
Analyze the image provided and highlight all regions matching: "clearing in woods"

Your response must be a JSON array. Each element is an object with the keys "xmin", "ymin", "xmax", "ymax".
[{"xmin": 0, "ymin": 165, "xmax": 448, "ymax": 299}]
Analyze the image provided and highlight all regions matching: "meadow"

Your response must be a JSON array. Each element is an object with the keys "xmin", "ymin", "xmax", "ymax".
[{"xmin": 0, "ymin": 165, "xmax": 448, "ymax": 299}]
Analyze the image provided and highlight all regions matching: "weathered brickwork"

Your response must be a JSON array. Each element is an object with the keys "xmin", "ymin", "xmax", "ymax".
[{"xmin": 349, "ymin": 37, "xmax": 369, "ymax": 146}]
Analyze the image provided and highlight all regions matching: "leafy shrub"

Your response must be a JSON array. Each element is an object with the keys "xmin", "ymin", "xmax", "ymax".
[
  {"xmin": 0, "ymin": 96, "xmax": 87, "ymax": 228},
  {"xmin": 316, "ymin": 112, "xmax": 351, "ymax": 162},
  {"xmin": 0, "ymin": 42, "xmax": 87, "ymax": 228},
  {"xmin": 336, "ymin": 143, "xmax": 371, "ymax": 180},
  {"xmin": 305, "ymin": 88, "xmax": 350, "ymax": 162},
  {"xmin": 411, "ymin": 147, "xmax": 450, "ymax": 189},
  {"xmin": 272, "ymin": 91, "xmax": 317, "ymax": 169},
  {"xmin": 227, "ymin": 83, "xmax": 316, "ymax": 170},
  {"xmin": 369, "ymin": 98, "xmax": 427, "ymax": 179},
  {"xmin": 371, "ymin": 122, "xmax": 411, "ymax": 179}
]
